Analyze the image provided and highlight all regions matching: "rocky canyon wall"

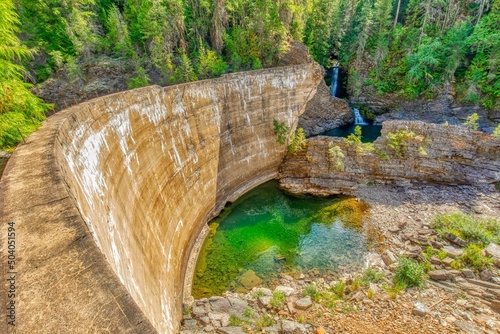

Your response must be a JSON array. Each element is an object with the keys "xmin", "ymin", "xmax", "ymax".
[
  {"xmin": 279, "ymin": 121, "xmax": 500, "ymax": 196},
  {"xmin": 0, "ymin": 63, "xmax": 321, "ymax": 334}
]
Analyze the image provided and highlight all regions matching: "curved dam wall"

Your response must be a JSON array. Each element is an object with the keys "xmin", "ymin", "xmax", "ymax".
[{"xmin": 0, "ymin": 63, "xmax": 321, "ymax": 334}]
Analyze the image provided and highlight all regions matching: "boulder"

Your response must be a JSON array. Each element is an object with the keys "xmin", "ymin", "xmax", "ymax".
[
  {"xmin": 381, "ymin": 250, "xmax": 397, "ymax": 266},
  {"xmin": 442, "ymin": 245, "xmax": 463, "ymax": 258},
  {"xmin": 227, "ymin": 297, "xmax": 248, "ymax": 316},
  {"xmin": 485, "ymin": 243, "xmax": 500, "ymax": 265},
  {"xmin": 429, "ymin": 269, "xmax": 452, "ymax": 281},
  {"xmin": 444, "ymin": 232, "xmax": 467, "ymax": 247},
  {"xmin": 281, "ymin": 320, "xmax": 308, "ymax": 334},
  {"xmin": 217, "ymin": 327, "xmax": 246, "ymax": 334},
  {"xmin": 274, "ymin": 285, "xmax": 295, "ymax": 297},
  {"xmin": 209, "ymin": 297, "xmax": 232, "ymax": 313},
  {"xmin": 294, "ymin": 297, "xmax": 313, "ymax": 310},
  {"xmin": 316, "ymin": 327, "xmax": 327, "ymax": 334},
  {"xmin": 412, "ymin": 302, "xmax": 430, "ymax": 317},
  {"xmin": 258, "ymin": 296, "xmax": 271, "ymax": 307}
]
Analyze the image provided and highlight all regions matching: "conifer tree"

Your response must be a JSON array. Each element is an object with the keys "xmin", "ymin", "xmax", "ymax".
[{"xmin": 0, "ymin": 0, "xmax": 51, "ymax": 150}]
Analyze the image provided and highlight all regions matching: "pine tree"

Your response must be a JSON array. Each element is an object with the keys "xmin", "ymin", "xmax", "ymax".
[{"xmin": 0, "ymin": 0, "xmax": 52, "ymax": 150}]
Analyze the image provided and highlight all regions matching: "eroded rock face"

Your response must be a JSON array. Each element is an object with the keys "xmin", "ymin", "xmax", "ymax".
[
  {"xmin": 298, "ymin": 79, "xmax": 353, "ymax": 137},
  {"xmin": 0, "ymin": 63, "xmax": 321, "ymax": 334},
  {"xmin": 279, "ymin": 121, "xmax": 500, "ymax": 196}
]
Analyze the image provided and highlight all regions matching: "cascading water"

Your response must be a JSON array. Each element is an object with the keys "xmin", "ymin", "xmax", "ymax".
[
  {"xmin": 353, "ymin": 108, "xmax": 368, "ymax": 125},
  {"xmin": 330, "ymin": 66, "xmax": 339, "ymax": 97}
]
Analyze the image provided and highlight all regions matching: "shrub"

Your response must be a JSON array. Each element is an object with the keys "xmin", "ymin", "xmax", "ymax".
[
  {"xmin": 433, "ymin": 213, "xmax": 500, "ymax": 245},
  {"xmin": 343, "ymin": 126, "xmax": 374, "ymax": 153},
  {"xmin": 493, "ymin": 124, "xmax": 500, "ymax": 139},
  {"xmin": 270, "ymin": 291, "xmax": 285, "ymax": 308},
  {"xmin": 303, "ymin": 284, "xmax": 319, "ymax": 301},
  {"xmin": 229, "ymin": 314, "xmax": 242, "ymax": 326},
  {"xmin": 273, "ymin": 119, "xmax": 289, "ymax": 145},
  {"xmin": 288, "ymin": 127, "xmax": 307, "ymax": 153},
  {"xmin": 463, "ymin": 113, "xmax": 479, "ymax": 130},
  {"xmin": 384, "ymin": 283, "xmax": 405, "ymax": 300},
  {"xmin": 328, "ymin": 143, "xmax": 345, "ymax": 171},
  {"xmin": 422, "ymin": 246, "xmax": 436, "ymax": 260},
  {"xmin": 361, "ymin": 267, "xmax": 385, "ymax": 285},
  {"xmin": 331, "ymin": 280, "xmax": 346, "ymax": 297},
  {"xmin": 256, "ymin": 313, "xmax": 275, "ymax": 329},
  {"xmin": 393, "ymin": 257, "xmax": 427, "ymax": 288},
  {"xmin": 460, "ymin": 243, "xmax": 492, "ymax": 271},
  {"xmin": 385, "ymin": 129, "xmax": 427, "ymax": 157}
]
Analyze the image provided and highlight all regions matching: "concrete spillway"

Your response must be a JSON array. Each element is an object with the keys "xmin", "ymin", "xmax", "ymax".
[{"xmin": 0, "ymin": 64, "xmax": 321, "ymax": 333}]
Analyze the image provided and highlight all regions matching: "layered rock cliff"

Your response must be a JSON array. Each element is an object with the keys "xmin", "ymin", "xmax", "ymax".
[
  {"xmin": 279, "ymin": 121, "xmax": 500, "ymax": 196},
  {"xmin": 0, "ymin": 63, "xmax": 322, "ymax": 334}
]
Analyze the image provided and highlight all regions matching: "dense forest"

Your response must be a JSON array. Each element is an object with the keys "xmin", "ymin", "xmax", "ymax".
[{"xmin": 1, "ymin": 0, "xmax": 499, "ymax": 150}]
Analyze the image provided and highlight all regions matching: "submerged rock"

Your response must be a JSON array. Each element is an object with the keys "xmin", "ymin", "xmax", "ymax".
[{"xmin": 239, "ymin": 270, "xmax": 262, "ymax": 289}]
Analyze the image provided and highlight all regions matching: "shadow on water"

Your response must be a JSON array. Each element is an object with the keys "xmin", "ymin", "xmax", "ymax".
[{"xmin": 192, "ymin": 180, "xmax": 384, "ymax": 298}]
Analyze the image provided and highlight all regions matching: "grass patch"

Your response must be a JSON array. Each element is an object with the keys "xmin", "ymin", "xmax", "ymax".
[
  {"xmin": 360, "ymin": 267, "xmax": 385, "ymax": 285},
  {"xmin": 303, "ymin": 284, "xmax": 319, "ymax": 301},
  {"xmin": 331, "ymin": 280, "xmax": 346, "ymax": 297},
  {"xmin": 229, "ymin": 314, "xmax": 242, "ymax": 326},
  {"xmin": 270, "ymin": 291, "xmax": 285, "ymax": 308},
  {"xmin": 384, "ymin": 283, "xmax": 405, "ymax": 300},
  {"xmin": 256, "ymin": 313, "xmax": 275, "ymax": 329},
  {"xmin": 433, "ymin": 213, "xmax": 500, "ymax": 245},
  {"xmin": 460, "ymin": 243, "xmax": 493, "ymax": 271},
  {"xmin": 393, "ymin": 257, "xmax": 427, "ymax": 288}
]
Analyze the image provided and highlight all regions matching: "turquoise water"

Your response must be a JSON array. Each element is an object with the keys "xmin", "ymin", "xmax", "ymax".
[
  {"xmin": 322, "ymin": 124, "xmax": 382, "ymax": 143},
  {"xmin": 193, "ymin": 181, "xmax": 379, "ymax": 298}
]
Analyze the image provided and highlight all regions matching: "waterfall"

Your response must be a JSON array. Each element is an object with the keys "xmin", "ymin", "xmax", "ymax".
[
  {"xmin": 330, "ymin": 67, "xmax": 339, "ymax": 97},
  {"xmin": 353, "ymin": 108, "xmax": 368, "ymax": 125}
]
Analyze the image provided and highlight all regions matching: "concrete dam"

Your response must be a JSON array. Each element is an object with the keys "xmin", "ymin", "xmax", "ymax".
[{"xmin": 0, "ymin": 63, "xmax": 322, "ymax": 333}]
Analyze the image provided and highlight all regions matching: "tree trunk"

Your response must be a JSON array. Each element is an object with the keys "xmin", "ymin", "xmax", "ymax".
[{"xmin": 393, "ymin": 0, "xmax": 401, "ymax": 28}]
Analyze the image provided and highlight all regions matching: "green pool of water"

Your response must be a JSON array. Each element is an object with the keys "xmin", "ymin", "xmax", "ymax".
[{"xmin": 193, "ymin": 181, "xmax": 379, "ymax": 298}]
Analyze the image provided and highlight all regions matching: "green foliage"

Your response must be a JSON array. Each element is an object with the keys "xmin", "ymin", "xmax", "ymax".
[
  {"xmin": 197, "ymin": 45, "xmax": 228, "ymax": 79},
  {"xmin": 127, "ymin": 66, "xmax": 150, "ymax": 89},
  {"xmin": 288, "ymin": 127, "xmax": 307, "ymax": 153},
  {"xmin": 0, "ymin": 0, "xmax": 52, "ymax": 151},
  {"xmin": 106, "ymin": 4, "xmax": 135, "ymax": 58},
  {"xmin": 493, "ymin": 124, "xmax": 500, "ymax": 139},
  {"xmin": 422, "ymin": 246, "xmax": 436, "ymax": 260},
  {"xmin": 172, "ymin": 53, "xmax": 198, "ymax": 84},
  {"xmin": 438, "ymin": 250, "xmax": 448, "ymax": 260},
  {"xmin": 331, "ymin": 280, "xmax": 346, "ymax": 297},
  {"xmin": 273, "ymin": 119, "xmax": 289, "ymax": 145},
  {"xmin": 303, "ymin": 284, "xmax": 319, "ymax": 301},
  {"xmin": 229, "ymin": 314, "xmax": 242, "ymax": 326},
  {"xmin": 460, "ymin": 243, "xmax": 493, "ymax": 271},
  {"xmin": 343, "ymin": 126, "xmax": 374, "ymax": 153},
  {"xmin": 433, "ymin": 213, "xmax": 500, "ymax": 245},
  {"xmin": 393, "ymin": 257, "xmax": 427, "ymax": 288},
  {"xmin": 328, "ymin": 143, "xmax": 345, "ymax": 171},
  {"xmin": 243, "ymin": 307, "xmax": 254, "ymax": 318},
  {"xmin": 463, "ymin": 113, "xmax": 480, "ymax": 130},
  {"xmin": 256, "ymin": 313, "xmax": 275, "ymax": 329},
  {"xmin": 384, "ymin": 283, "xmax": 405, "ymax": 300},
  {"xmin": 360, "ymin": 267, "xmax": 385, "ymax": 286},
  {"xmin": 270, "ymin": 291, "xmax": 285, "ymax": 308},
  {"xmin": 385, "ymin": 129, "xmax": 427, "ymax": 157}
]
